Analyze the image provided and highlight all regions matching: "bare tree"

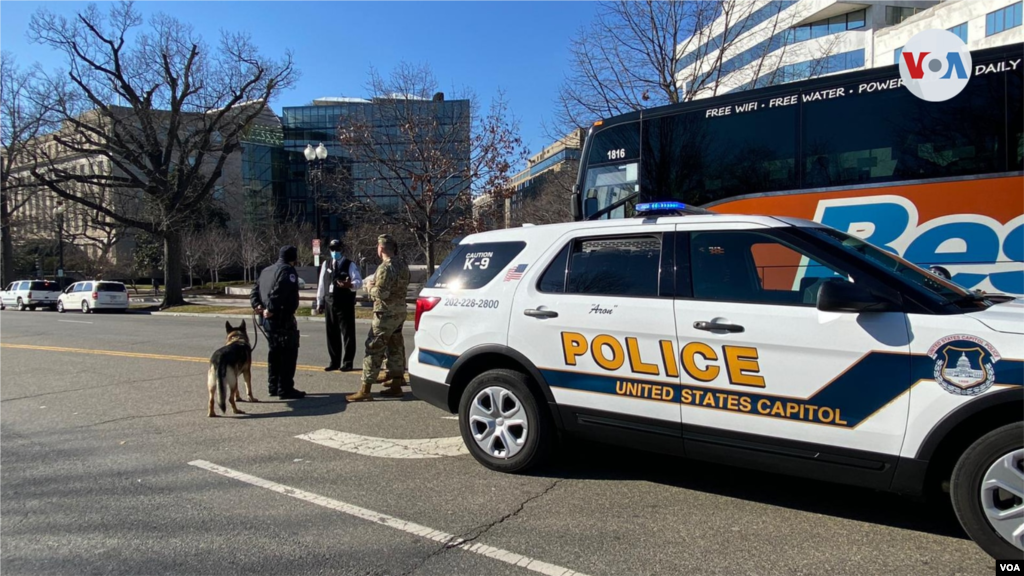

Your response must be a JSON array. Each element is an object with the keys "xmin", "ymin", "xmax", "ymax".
[
  {"xmin": 342, "ymin": 220, "xmax": 420, "ymax": 270},
  {"xmin": 335, "ymin": 63, "xmax": 526, "ymax": 273},
  {"xmin": 555, "ymin": 1, "xmax": 836, "ymax": 131},
  {"xmin": 269, "ymin": 218, "xmax": 315, "ymax": 267},
  {"xmin": 65, "ymin": 208, "xmax": 127, "ymax": 278},
  {"xmin": 201, "ymin": 227, "xmax": 236, "ymax": 285},
  {"xmin": 24, "ymin": 1, "xmax": 296, "ymax": 308},
  {"xmin": 510, "ymin": 161, "xmax": 579, "ymax": 227},
  {"xmin": 238, "ymin": 221, "xmax": 268, "ymax": 283},
  {"xmin": 1, "ymin": 52, "xmax": 49, "ymax": 287},
  {"xmin": 180, "ymin": 226, "xmax": 205, "ymax": 288}
]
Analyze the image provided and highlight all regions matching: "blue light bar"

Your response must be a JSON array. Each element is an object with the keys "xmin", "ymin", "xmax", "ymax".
[{"xmin": 636, "ymin": 201, "xmax": 688, "ymax": 213}]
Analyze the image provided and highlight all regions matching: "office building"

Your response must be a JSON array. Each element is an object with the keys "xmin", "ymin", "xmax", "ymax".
[
  {"xmin": 280, "ymin": 96, "xmax": 471, "ymax": 240},
  {"xmin": 679, "ymin": 0, "xmax": 1022, "ymax": 99},
  {"xmin": 876, "ymin": 0, "xmax": 1024, "ymax": 66}
]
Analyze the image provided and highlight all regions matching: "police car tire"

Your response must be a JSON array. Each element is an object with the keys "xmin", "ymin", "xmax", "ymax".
[
  {"xmin": 458, "ymin": 369, "xmax": 551, "ymax": 474},
  {"xmin": 950, "ymin": 422, "xmax": 1023, "ymax": 559}
]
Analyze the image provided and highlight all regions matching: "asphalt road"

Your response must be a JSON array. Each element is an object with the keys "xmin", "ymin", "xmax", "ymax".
[{"xmin": 0, "ymin": 309, "xmax": 997, "ymax": 576}]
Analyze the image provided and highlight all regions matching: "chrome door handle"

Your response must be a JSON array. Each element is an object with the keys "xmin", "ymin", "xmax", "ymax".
[
  {"xmin": 694, "ymin": 320, "xmax": 744, "ymax": 333},
  {"xmin": 524, "ymin": 308, "xmax": 559, "ymax": 319}
]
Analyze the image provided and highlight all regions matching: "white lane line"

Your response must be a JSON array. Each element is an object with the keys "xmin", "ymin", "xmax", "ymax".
[
  {"xmin": 441, "ymin": 416, "xmax": 459, "ymax": 420},
  {"xmin": 58, "ymin": 320, "xmax": 93, "ymax": 324},
  {"xmin": 296, "ymin": 429, "xmax": 468, "ymax": 459},
  {"xmin": 188, "ymin": 460, "xmax": 589, "ymax": 576}
]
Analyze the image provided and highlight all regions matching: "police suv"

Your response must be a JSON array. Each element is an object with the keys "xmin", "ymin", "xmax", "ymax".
[{"xmin": 409, "ymin": 202, "xmax": 1023, "ymax": 559}]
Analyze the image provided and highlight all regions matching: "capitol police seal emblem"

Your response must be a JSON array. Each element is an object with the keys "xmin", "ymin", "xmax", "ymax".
[{"xmin": 927, "ymin": 335, "xmax": 1001, "ymax": 396}]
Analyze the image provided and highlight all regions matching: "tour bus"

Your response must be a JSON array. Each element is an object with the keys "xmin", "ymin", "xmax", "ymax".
[{"xmin": 572, "ymin": 43, "xmax": 1023, "ymax": 297}]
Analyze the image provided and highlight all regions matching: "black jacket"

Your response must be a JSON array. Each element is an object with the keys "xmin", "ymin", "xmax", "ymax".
[{"xmin": 250, "ymin": 259, "xmax": 300, "ymax": 317}]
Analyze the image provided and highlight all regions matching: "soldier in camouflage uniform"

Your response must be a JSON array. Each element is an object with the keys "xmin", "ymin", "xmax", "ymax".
[{"xmin": 347, "ymin": 234, "xmax": 411, "ymax": 402}]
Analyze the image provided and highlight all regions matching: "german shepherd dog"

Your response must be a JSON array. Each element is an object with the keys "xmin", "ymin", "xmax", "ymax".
[{"xmin": 207, "ymin": 321, "xmax": 258, "ymax": 417}]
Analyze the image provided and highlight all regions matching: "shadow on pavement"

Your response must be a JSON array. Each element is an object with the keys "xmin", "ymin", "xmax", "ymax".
[
  {"xmin": 533, "ymin": 439, "xmax": 966, "ymax": 541},
  {"xmin": 238, "ymin": 392, "xmax": 350, "ymax": 419}
]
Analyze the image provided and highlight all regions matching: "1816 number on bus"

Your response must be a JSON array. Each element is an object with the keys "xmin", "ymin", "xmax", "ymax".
[{"xmin": 607, "ymin": 148, "xmax": 626, "ymax": 161}]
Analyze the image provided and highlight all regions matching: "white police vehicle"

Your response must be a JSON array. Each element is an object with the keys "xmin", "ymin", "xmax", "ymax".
[{"xmin": 409, "ymin": 202, "xmax": 1023, "ymax": 559}]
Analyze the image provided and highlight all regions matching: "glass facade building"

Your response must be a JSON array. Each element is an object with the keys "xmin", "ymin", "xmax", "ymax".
[
  {"xmin": 239, "ymin": 119, "xmax": 287, "ymax": 229},
  {"xmin": 280, "ymin": 97, "xmax": 471, "ymax": 240}
]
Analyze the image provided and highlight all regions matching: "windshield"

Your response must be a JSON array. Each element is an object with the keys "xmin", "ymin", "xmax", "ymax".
[
  {"xmin": 582, "ymin": 122, "xmax": 641, "ymax": 219},
  {"xmin": 582, "ymin": 162, "xmax": 638, "ymax": 220},
  {"xmin": 803, "ymin": 227, "xmax": 978, "ymax": 305}
]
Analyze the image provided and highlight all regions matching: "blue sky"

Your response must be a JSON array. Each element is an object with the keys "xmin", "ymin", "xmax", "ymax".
[{"xmin": 1, "ymin": 1, "xmax": 599, "ymax": 156}]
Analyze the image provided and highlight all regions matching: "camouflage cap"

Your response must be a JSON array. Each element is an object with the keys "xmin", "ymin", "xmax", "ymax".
[{"xmin": 378, "ymin": 234, "xmax": 397, "ymax": 251}]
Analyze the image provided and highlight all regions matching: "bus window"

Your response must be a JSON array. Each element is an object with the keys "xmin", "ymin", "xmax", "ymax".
[
  {"xmin": 641, "ymin": 104, "xmax": 797, "ymax": 206},
  {"xmin": 583, "ymin": 122, "xmax": 641, "ymax": 219},
  {"xmin": 1009, "ymin": 69, "xmax": 1022, "ymax": 171},
  {"xmin": 802, "ymin": 69, "xmax": 1006, "ymax": 188}
]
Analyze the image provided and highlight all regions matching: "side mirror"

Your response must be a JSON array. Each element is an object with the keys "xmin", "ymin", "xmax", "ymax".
[
  {"xmin": 816, "ymin": 279, "xmax": 895, "ymax": 312},
  {"xmin": 570, "ymin": 188, "xmax": 581, "ymax": 221}
]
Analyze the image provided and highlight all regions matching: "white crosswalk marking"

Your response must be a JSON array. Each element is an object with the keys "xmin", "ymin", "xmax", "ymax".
[
  {"xmin": 296, "ymin": 429, "xmax": 469, "ymax": 459},
  {"xmin": 189, "ymin": 460, "xmax": 590, "ymax": 576}
]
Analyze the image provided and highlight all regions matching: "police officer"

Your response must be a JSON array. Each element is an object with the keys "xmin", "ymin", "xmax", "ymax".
[
  {"xmin": 316, "ymin": 239, "xmax": 363, "ymax": 372},
  {"xmin": 347, "ymin": 234, "xmax": 410, "ymax": 402},
  {"xmin": 250, "ymin": 245, "xmax": 306, "ymax": 399}
]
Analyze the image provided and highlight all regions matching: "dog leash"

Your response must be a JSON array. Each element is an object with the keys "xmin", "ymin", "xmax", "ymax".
[{"xmin": 250, "ymin": 308, "xmax": 267, "ymax": 353}]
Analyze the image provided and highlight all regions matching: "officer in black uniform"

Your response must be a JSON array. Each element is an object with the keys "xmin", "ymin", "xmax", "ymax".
[
  {"xmin": 250, "ymin": 245, "xmax": 306, "ymax": 399},
  {"xmin": 316, "ymin": 239, "xmax": 363, "ymax": 372}
]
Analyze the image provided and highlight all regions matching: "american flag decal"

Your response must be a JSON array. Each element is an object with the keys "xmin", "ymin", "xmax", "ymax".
[{"xmin": 504, "ymin": 264, "xmax": 528, "ymax": 282}]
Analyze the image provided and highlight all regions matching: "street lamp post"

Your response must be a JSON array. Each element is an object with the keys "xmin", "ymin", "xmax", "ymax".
[
  {"xmin": 53, "ymin": 202, "xmax": 66, "ymax": 285},
  {"xmin": 304, "ymin": 143, "xmax": 329, "ymax": 242}
]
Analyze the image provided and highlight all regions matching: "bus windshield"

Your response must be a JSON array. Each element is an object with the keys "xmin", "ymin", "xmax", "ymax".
[{"xmin": 582, "ymin": 163, "xmax": 638, "ymax": 219}]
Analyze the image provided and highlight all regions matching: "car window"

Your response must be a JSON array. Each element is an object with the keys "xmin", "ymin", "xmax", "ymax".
[
  {"xmin": 565, "ymin": 235, "xmax": 662, "ymax": 297},
  {"xmin": 30, "ymin": 281, "xmax": 57, "ymax": 291},
  {"xmin": 16, "ymin": 282, "xmax": 26, "ymax": 291},
  {"xmin": 537, "ymin": 244, "xmax": 571, "ymax": 293},
  {"xmin": 3, "ymin": 284, "xmax": 11, "ymax": 292},
  {"xmin": 426, "ymin": 241, "xmax": 527, "ymax": 290},
  {"xmin": 66, "ymin": 284, "xmax": 77, "ymax": 293},
  {"xmin": 689, "ymin": 230, "xmax": 846, "ymax": 306},
  {"xmin": 97, "ymin": 283, "xmax": 126, "ymax": 292},
  {"xmin": 81, "ymin": 282, "xmax": 93, "ymax": 292}
]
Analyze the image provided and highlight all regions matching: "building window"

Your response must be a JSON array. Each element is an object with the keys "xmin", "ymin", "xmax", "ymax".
[
  {"xmin": 948, "ymin": 22, "xmax": 968, "ymax": 43},
  {"xmin": 791, "ymin": 9, "xmax": 866, "ymax": 41},
  {"xmin": 885, "ymin": 6, "xmax": 922, "ymax": 26},
  {"xmin": 986, "ymin": 2, "xmax": 1023, "ymax": 36},
  {"xmin": 213, "ymin": 185, "xmax": 225, "ymax": 201},
  {"xmin": 894, "ymin": 46, "xmax": 904, "ymax": 65}
]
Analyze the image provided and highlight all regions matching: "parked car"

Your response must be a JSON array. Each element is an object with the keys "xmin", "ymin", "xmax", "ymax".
[
  {"xmin": 0, "ymin": 280, "xmax": 62, "ymax": 311},
  {"xmin": 57, "ymin": 281, "xmax": 130, "ymax": 313}
]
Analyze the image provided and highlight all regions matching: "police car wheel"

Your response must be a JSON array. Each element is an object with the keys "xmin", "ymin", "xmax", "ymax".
[
  {"xmin": 951, "ymin": 422, "xmax": 1023, "ymax": 558},
  {"xmin": 458, "ymin": 369, "xmax": 551, "ymax": 473}
]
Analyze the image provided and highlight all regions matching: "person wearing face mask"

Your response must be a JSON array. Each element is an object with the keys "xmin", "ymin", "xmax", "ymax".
[{"xmin": 316, "ymin": 239, "xmax": 363, "ymax": 372}]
